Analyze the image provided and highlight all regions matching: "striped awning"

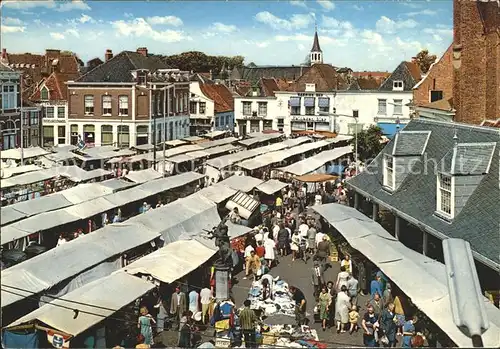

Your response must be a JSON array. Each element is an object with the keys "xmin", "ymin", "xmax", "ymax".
[
  {"xmin": 304, "ymin": 97, "xmax": 315, "ymax": 107},
  {"xmin": 289, "ymin": 97, "xmax": 301, "ymax": 107},
  {"xmin": 318, "ymin": 97, "xmax": 330, "ymax": 108}
]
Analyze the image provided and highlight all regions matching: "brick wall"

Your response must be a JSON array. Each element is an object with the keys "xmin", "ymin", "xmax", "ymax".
[
  {"xmin": 413, "ymin": 45, "xmax": 454, "ymax": 107},
  {"xmin": 68, "ymin": 87, "xmax": 133, "ymax": 120},
  {"xmin": 453, "ymin": 0, "xmax": 500, "ymax": 124}
]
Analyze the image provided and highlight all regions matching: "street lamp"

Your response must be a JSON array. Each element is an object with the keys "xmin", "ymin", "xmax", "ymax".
[
  {"xmin": 318, "ymin": 110, "xmax": 359, "ymax": 174},
  {"xmin": 162, "ymin": 84, "xmax": 174, "ymax": 177},
  {"xmin": 442, "ymin": 238, "xmax": 489, "ymax": 347}
]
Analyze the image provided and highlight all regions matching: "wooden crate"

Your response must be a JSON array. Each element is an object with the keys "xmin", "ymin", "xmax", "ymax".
[
  {"xmin": 215, "ymin": 337, "xmax": 230, "ymax": 348},
  {"xmin": 330, "ymin": 251, "xmax": 339, "ymax": 262}
]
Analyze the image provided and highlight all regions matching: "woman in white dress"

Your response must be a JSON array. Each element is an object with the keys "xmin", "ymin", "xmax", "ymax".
[
  {"xmin": 335, "ymin": 266, "xmax": 350, "ymax": 292},
  {"xmin": 335, "ymin": 285, "xmax": 351, "ymax": 333},
  {"xmin": 263, "ymin": 237, "xmax": 276, "ymax": 268}
]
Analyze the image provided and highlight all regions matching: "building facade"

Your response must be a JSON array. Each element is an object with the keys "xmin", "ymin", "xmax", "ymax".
[
  {"xmin": 0, "ymin": 63, "xmax": 42, "ymax": 150},
  {"xmin": 66, "ymin": 48, "xmax": 190, "ymax": 148},
  {"xmin": 189, "ymin": 79, "xmax": 215, "ymax": 135}
]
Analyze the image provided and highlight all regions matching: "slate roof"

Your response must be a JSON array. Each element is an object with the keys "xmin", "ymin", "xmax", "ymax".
[
  {"xmin": 420, "ymin": 98, "xmax": 455, "ymax": 112},
  {"xmin": 230, "ymin": 66, "xmax": 310, "ymax": 83},
  {"xmin": 378, "ymin": 61, "xmax": 422, "ymax": 92},
  {"xmin": 0, "ymin": 62, "xmax": 15, "ymax": 72},
  {"xmin": 348, "ymin": 119, "xmax": 500, "ymax": 268},
  {"xmin": 449, "ymin": 143, "xmax": 496, "ymax": 175},
  {"xmin": 287, "ymin": 64, "xmax": 349, "ymax": 92},
  {"xmin": 76, "ymin": 51, "xmax": 169, "ymax": 83},
  {"xmin": 199, "ymin": 83, "xmax": 234, "ymax": 113},
  {"xmin": 392, "ymin": 131, "xmax": 431, "ymax": 156}
]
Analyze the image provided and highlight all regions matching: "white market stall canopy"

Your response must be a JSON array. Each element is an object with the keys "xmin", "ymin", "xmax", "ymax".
[
  {"xmin": 1, "ymin": 223, "xmax": 160, "ymax": 308},
  {"xmin": 168, "ymin": 144, "xmax": 240, "ymax": 164},
  {"xmin": 129, "ymin": 144, "xmax": 203, "ymax": 163},
  {"xmin": 132, "ymin": 143, "xmax": 155, "ymax": 151},
  {"xmin": 238, "ymin": 139, "xmax": 332, "ymax": 171},
  {"xmin": 196, "ymin": 183, "xmax": 237, "ymax": 204},
  {"xmin": 123, "ymin": 240, "xmax": 217, "ymax": 283},
  {"xmin": 256, "ymin": 179, "xmax": 289, "ymax": 195},
  {"xmin": 1, "ymin": 164, "xmax": 42, "ymax": 179},
  {"xmin": 205, "ymin": 138, "xmax": 308, "ymax": 170},
  {"xmin": 183, "ymin": 135, "xmax": 205, "ymax": 143},
  {"xmin": 0, "ymin": 147, "xmax": 50, "ymax": 160},
  {"xmin": 164, "ymin": 139, "xmax": 188, "ymax": 147},
  {"xmin": 226, "ymin": 191, "xmax": 260, "ymax": 220},
  {"xmin": 202, "ymin": 130, "xmax": 229, "ymax": 139},
  {"xmin": 218, "ymin": 175, "xmax": 264, "ymax": 193},
  {"xmin": 5, "ymin": 272, "xmax": 155, "ymax": 337},
  {"xmin": 1, "ymin": 166, "xmax": 112, "ymax": 189},
  {"xmin": 277, "ymin": 146, "xmax": 352, "ymax": 176},
  {"xmin": 312, "ymin": 203, "xmax": 500, "ymax": 348},
  {"xmin": 1, "ymin": 172, "xmax": 204, "ymax": 245},
  {"xmin": 124, "ymin": 168, "xmax": 162, "ymax": 183},
  {"xmin": 238, "ymin": 133, "xmax": 283, "ymax": 147}
]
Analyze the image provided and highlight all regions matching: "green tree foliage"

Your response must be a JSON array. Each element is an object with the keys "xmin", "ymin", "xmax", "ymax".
[
  {"xmin": 415, "ymin": 49, "xmax": 437, "ymax": 74},
  {"xmin": 156, "ymin": 51, "xmax": 244, "ymax": 73},
  {"xmin": 350, "ymin": 125, "xmax": 384, "ymax": 161}
]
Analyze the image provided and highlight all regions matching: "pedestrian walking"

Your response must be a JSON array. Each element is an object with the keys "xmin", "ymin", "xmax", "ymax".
[
  {"xmin": 290, "ymin": 286, "xmax": 307, "ymax": 326},
  {"xmin": 318, "ymin": 286, "xmax": 332, "ymax": 331},
  {"xmin": 335, "ymin": 285, "xmax": 351, "ymax": 334},
  {"xmin": 239, "ymin": 299, "xmax": 259, "ymax": 349},
  {"xmin": 347, "ymin": 273, "xmax": 359, "ymax": 306},
  {"xmin": 381, "ymin": 303, "xmax": 397, "ymax": 347}
]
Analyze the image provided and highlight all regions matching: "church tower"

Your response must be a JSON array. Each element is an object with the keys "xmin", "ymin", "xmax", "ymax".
[{"xmin": 310, "ymin": 25, "xmax": 323, "ymax": 65}]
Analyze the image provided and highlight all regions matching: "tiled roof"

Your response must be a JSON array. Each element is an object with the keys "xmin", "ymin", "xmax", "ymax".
[
  {"xmin": 30, "ymin": 71, "xmax": 79, "ymax": 101},
  {"xmin": 420, "ymin": 98, "xmax": 455, "ymax": 111},
  {"xmin": 348, "ymin": 77, "xmax": 383, "ymax": 90},
  {"xmin": 348, "ymin": 119, "xmax": 500, "ymax": 267},
  {"xmin": 261, "ymin": 78, "xmax": 280, "ymax": 97},
  {"xmin": 378, "ymin": 61, "xmax": 422, "ymax": 91},
  {"xmin": 231, "ymin": 66, "xmax": 310, "ymax": 83},
  {"xmin": 77, "ymin": 51, "xmax": 169, "ymax": 83},
  {"xmin": 200, "ymin": 83, "xmax": 234, "ymax": 113},
  {"xmin": 287, "ymin": 64, "xmax": 349, "ymax": 92},
  {"xmin": 480, "ymin": 119, "xmax": 500, "ymax": 128},
  {"xmin": 353, "ymin": 71, "xmax": 390, "ymax": 79}
]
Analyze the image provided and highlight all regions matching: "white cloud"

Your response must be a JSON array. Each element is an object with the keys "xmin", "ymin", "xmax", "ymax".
[
  {"xmin": 146, "ymin": 16, "xmax": 183, "ymax": 26},
  {"xmin": 112, "ymin": 18, "xmax": 191, "ymax": 43},
  {"xmin": 3, "ymin": 17, "xmax": 24, "ymax": 25},
  {"xmin": 210, "ymin": 22, "xmax": 237, "ymax": 33},
  {"xmin": 1, "ymin": 25, "xmax": 26, "ymax": 33},
  {"xmin": 321, "ymin": 15, "xmax": 352, "ymax": 30},
  {"xmin": 2, "ymin": 0, "xmax": 56, "ymax": 10},
  {"xmin": 244, "ymin": 40, "xmax": 269, "ymax": 48},
  {"xmin": 50, "ymin": 32, "xmax": 65, "ymax": 40},
  {"xmin": 432, "ymin": 34, "xmax": 442, "ymax": 41},
  {"xmin": 405, "ymin": 9, "xmax": 437, "ymax": 17},
  {"xmin": 297, "ymin": 43, "xmax": 306, "ymax": 51},
  {"xmin": 317, "ymin": 0, "xmax": 335, "ymax": 11},
  {"xmin": 275, "ymin": 33, "xmax": 336, "ymax": 45},
  {"xmin": 290, "ymin": 1, "xmax": 308, "ymax": 9},
  {"xmin": 65, "ymin": 28, "xmax": 80, "ymax": 38},
  {"xmin": 423, "ymin": 27, "xmax": 452, "ymax": 37},
  {"xmin": 375, "ymin": 16, "xmax": 418, "ymax": 34},
  {"xmin": 395, "ymin": 37, "xmax": 422, "ymax": 52},
  {"xmin": 79, "ymin": 14, "xmax": 94, "ymax": 23},
  {"xmin": 56, "ymin": 0, "xmax": 90, "ymax": 12},
  {"xmin": 124, "ymin": 12, "xmax": 134, "ymax": 18},
  {"xmin": 255, "ymin": 11, "xmax": 313, "ymax": 30},
  {"xmin": 352, "ymin": 4, "xmax": 363, "ymax": 11}
]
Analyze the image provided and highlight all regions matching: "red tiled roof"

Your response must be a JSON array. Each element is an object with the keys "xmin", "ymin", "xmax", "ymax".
[
  {"xmin": 353, "ymin": 71, "xmax": 390, "ymax": 79},
  {"xmin": 287, "ymin": 64, "xmax": 349, "ymax": 92},
  {"xmin": 404, "ymin": 61, "xmax": 422, "ymax": 81},
  {"xmin": 260, "ymin": 78, "xmax": 280, "ymax": 97},
  {"xmin": 30, "ymin": 71, "xmax": 79, "ymax": 101},
  {"xmin": 421, "ymin": 97, "xmax": 454, "ymax": 111},
  {"xmin": 200, "ymin": 83, "xmax": 234, "ymax": 113},
  {"xmin": 357, "ymin": 77, "xmax": 383, "ymax": 89}
]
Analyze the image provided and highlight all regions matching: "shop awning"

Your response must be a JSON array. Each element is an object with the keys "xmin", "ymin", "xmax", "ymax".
[
  {"xmin": 312, "ymin": 203, "xmax": 500, "ymax": 348},
  {"xmin": 256, "ymin": 179, "xmax": 289, "ymax": 195},
  {"xmin": 124, "ymin": 168, "xmax": 162, "ymax": 183},
  {"xmin": 123, "ymin": 240, "xmax": 217, "ymax": 283},
  {"xmin": 197, "ymin": 184, "xmax": 237, "ymax": 204},
  {"xmin": 1, "ymin": 223, "xmax": 160, "ymax": 308},
  {"xmin": 277, "ymin": 146, "xmax": 352, "ymax": 176},
  {"xmin": 5, "ymin": 272, "xmax": 155, "ymax": 337},
  {"xmin": 218, "ymin": 175, "xmax": 264, "ymax": 193},
  {"xmin": 377, "ymin": 122, "xmax": 407, "ymax": 138}
]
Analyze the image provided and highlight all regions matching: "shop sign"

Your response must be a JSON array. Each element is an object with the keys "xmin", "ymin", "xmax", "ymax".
[{"xmin": 47, "ymin": 330, "xmax": 71, "ymax": 348}]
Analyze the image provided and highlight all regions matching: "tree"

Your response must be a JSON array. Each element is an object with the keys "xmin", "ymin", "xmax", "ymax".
[
  {"xmin": 350, "ymin": 125, "xmax": 384, "ymax": 161},
  {"xmin": 158, "ymin": 51, "xmax": 245, "ymax": 73},
  {"xmin": 415, "ymin": 49, "xmax": 437, "ymax": 74}
]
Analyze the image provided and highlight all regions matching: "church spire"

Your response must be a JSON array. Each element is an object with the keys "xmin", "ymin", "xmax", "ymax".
[{"xmin": 310, "ymin": 24, "xmax": 323, "ymax": 65}]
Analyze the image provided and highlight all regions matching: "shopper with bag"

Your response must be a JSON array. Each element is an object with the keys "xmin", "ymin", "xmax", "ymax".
[{"xmin": 380, "ymin": 303, "xmax": 397, "ymax": 347}]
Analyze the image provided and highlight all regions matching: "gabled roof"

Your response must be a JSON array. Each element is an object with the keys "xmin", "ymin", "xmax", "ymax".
[
  {"xmin": 287, "ymin": 64, "xmax": 349, "ymax": 92},
  {"xmin": 440, "ymin": 142, "xmax": 496, "ymax": 175},
  {"xmin": 76, "ymin": 51, "xmax": 169, "ymax": 83},
  {"xmin": 348, "ymin": 119, "xmax": 500, "ymax": 268},
  {"xmin": 378, "ymin": 61, "xmax": 422, "ymax": 91},
  {"xmin": 199, "ymin": 83, "xmax": 234, "ymax": 113},
  {"xmin": 231, "ymin": 66, "xmax": 310, "ymax": 83},
  {"xmin": 392, "ymin": 131, "xmax": 431, "ymax": 156},
  {"xmin": 30, "ymin": 71, "xmax": 79, "ymax": 101},
  {"xmin": 420, "ymin": 98, "xmax": 455, "ymax": 112},
  {"xmin": 347, "ymin": 77, "xmax": 383, "ymax": 91}
]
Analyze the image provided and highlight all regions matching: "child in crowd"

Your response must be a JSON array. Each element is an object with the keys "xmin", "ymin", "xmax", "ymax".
[{"xmin": 349, "ymin": 305, "xmax": 360, "ymax": 334}]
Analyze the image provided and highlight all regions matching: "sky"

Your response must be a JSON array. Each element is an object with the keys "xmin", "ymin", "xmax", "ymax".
[{"xmin": 1, "ymin": 0, "xmax": 453, "ymax": 71}]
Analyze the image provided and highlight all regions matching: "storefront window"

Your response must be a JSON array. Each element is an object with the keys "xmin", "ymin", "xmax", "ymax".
[
  {"xmin": 117, "ymin": 125, "xmax": 129, "ymax": 148},
  {"xmin": 70, "ymin": 124, "xmax": 79, "ymax": 145},
  {"xmin": 101, "ymin": 125, "xmax": 113, "ymax": 146},
  {"xmin": 136, "ymin": 125, "xmax": 148, "ymax": 146},
  {"xmin": 43, "ymin": 126, "xmax": 54, "ymax": 146},
  {"xmin": 58, "ymin": 126, "xmax": 66, "ymax": 145},
  {"xmin": 83, "ymin": 124, "xmax": 95, "ymax": 145}
]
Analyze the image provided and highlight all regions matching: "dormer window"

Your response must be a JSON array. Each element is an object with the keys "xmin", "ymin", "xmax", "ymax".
[
  {"xmin": 41, "ymin": 87, "xmax": 49, "ymax": 101},
  {"xmin": 137, "ymin": 71, "xmax": 147, "ymax": 85},
  {"xmin": 383, "ymin": 154, "xmax": 395, "ymax": 190},
  {"xmin": 436, "ymin": 173, "xmax": 454, "ymax": 218},
  {"xmin": 305, "ymin": 83, "xmax": 316, "ymax": 92},
  {"xmin": 393, "ymin": 80, "xmax": 404, "ymax": 91}
]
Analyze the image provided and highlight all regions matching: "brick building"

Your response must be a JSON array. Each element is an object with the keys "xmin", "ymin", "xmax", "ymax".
[
  {"xmin": 414, "ymin": 0, "xmax": 499, "ymax": 124},
  {"xmin": 66, "ymin": 48, "xmax": 191, "ymax": 148}
]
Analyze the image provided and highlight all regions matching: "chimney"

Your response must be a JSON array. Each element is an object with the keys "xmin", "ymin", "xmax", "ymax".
[
  {"xmin": 1, "ymin": 48, "xmax": 6, "ymax": 60},
  {"xmin": 136, "ymin": 47, "xmax": 148, "ymax": 57},
  {"xmin": 411, "ymin": 56, "xmax": 417, "ymax": 64},
  {"xmin": 105, "ymin": 49, "xmax": 113, "ymax": 62}
]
